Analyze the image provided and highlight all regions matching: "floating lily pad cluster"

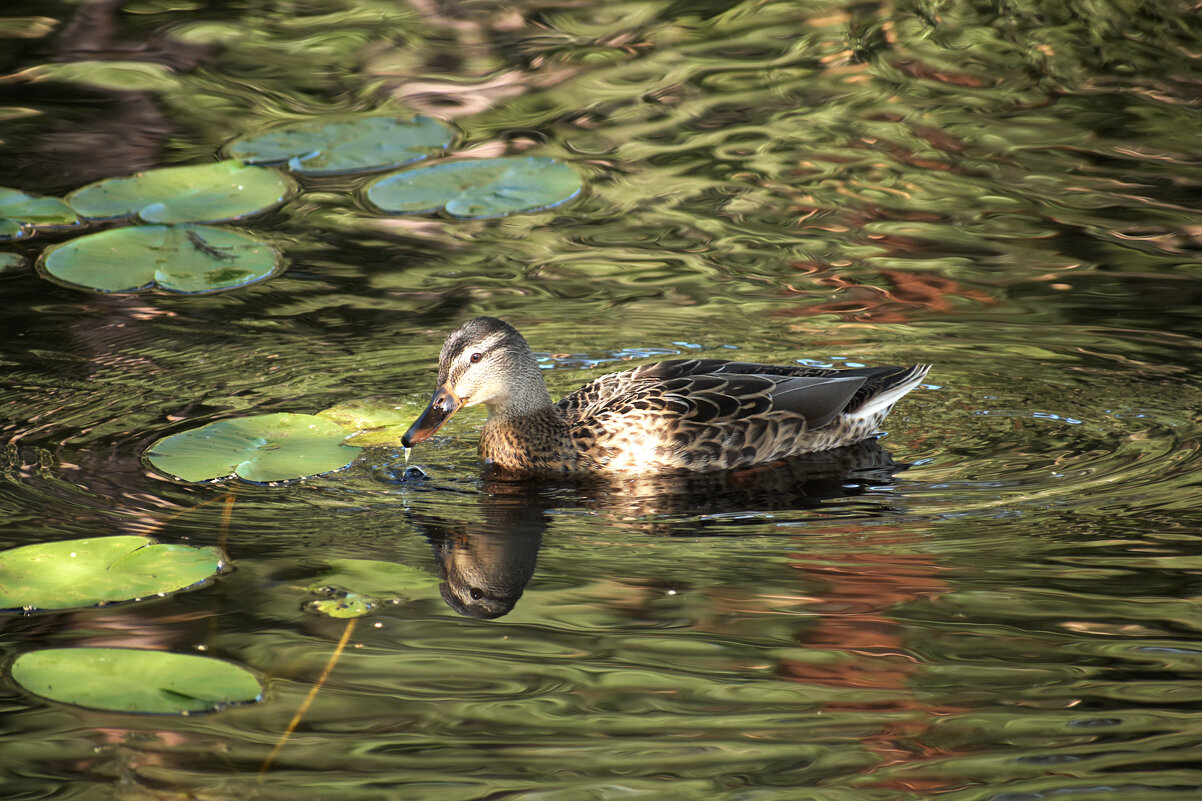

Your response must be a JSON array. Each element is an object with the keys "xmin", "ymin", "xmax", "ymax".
[
  {"xmin": 0, "ymin": 535, "xmax": 262, "ymax": 714},
  {"xmin": 11, "ymin": 159, "xmax": 292, "ymax": 294},
  {"xmin": 2, "ymin": 113, "xmax": 582, "ymax": 294}
]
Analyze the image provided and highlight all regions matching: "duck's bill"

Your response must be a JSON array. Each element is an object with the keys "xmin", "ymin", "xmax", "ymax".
[{"xmin": 402, "ymin": 386, "xmax": 463, "ymax": 447}]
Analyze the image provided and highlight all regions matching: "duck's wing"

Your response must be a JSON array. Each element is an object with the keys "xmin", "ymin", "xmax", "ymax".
[
  {"xmin": 558, "ymin": 359, "xmax": 831, "ymax": 417},
  {"xmin": 558, "ymin": 362, "xmax": 875, "ymax": 471}
]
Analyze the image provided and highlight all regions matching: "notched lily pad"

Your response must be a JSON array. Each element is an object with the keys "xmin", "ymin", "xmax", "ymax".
[
  {"xmin": 147, "ymin": 412, "xmax": 361, "ymax": 483},
  {"xmin": 227, "ymin": 115, "xmax": 454, "ymax": 176},
  {"xmin": 39, "ymin": 224, "xmax": 282, "ymax": 294},
  {"xmin": 11, "ymin": 648, "xmax": 263, "ymax": 714},
  {"xmin": 0, "ymin": 187, "xmax": 79, "ymax": 240},
  {"xmin": 67, "ymin": 160, "xmax": 292, "ymax": 223},
  {"xmin": 364, "ymin": 156, "xmax": 583, "ymax": 219},
  {"xmin": 304, "ymin": 558, "xmax": 440, "ymax": 618},
  {"xmin": 0, "ymin": 535, "xmax": 225, "ymax": 612}
]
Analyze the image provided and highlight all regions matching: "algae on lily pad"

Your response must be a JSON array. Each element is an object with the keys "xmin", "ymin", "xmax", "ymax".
[
  {"xmin": 147, "ymin": 413, "xmax": 361, "ymax": 483},
  {"xmin": 0, "ymin": 535, "xmax": 225, "ymax": 612},
  {"xmin": 11, "ymin": 648, "xmax": 262, "ymax": 714},
  {"xmin": 305, "ymin": 558, "xmax": 440, "ymax": 618},
  {"xmin": 39, "ymin": 224, "xmax": 282, "ymax": 294},
  {"xmin": 227, "ymin": 115, "xmax": 454, "ymax": 176},
  {"xmin": 317, "ymin": 398, "xmax": 410, "ymax": 447},
  {"xmin": 364, "ymin": 156, "xmax": 582, "ymax": 219},
  {"xmin": 67, "ymin": 160, "xmax": 291, "ymax": 223},
  {"xmin": 0, "ymin": 187, "xmax": 79, "ymax": 240}
]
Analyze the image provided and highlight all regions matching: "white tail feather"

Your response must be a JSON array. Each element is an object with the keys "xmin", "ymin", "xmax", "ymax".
[{"xmin": 853, "ymin": 364, "xmax": 931, "ymax": 419}]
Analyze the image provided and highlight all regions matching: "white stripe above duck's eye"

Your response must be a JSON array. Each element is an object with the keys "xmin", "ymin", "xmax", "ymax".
[{"xmin": 459, "ymin": 331, "xmax": 507, "ymax": 366}]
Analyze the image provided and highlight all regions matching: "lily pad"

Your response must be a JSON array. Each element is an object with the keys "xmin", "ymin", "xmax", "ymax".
[
  {"xmin": 364, "ymin": 156, "xmax": 582, "ymax": 219},
  {"xmin": 67, "ymin": 160, "xmax": 291, "ymax": 223},
  {"xmin": 0, "ymin": 253, "xmax": 22, "ymax": 272},
  {"xmin": 0, "ymin": 535, "xmax": 225, "ymax": 612},
  {"xmin": 305, "ymin": 558, "xmax": 440, "ymax": 618},
  {"xmin": 11, "ymin": 648, "xmax": 262, "ymax": 714},
  {"xmin": 39, "ymin": 224, "xmax": 282, "ymax": 294},
  {"xmin": 317, "ymin": 398, "xmax": 410, "ymax": 446},
  {"xmin": 147, "ymin": 413, "xmax": 361, "ymax": 483},
  {"xmin": 0, "ymin": 187, "xmax": 78, "ymax": 240},
  {"xmin": 13, "ymin": 60, "xmax": 182, "ymax": 92},
  {"xmin": 227, "ymin": 116, "xmax": 453, "ymax": 176}
]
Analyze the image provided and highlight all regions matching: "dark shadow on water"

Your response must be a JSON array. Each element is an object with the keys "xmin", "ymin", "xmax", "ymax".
[{"xmin": 404, "ymin": 439, "xmax": 910, "ymax": 618}]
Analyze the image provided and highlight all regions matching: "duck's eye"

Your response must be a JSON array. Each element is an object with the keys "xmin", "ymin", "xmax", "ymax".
[
  {"xmin": 469, "ymin": 352, "xmax": 483, "ymax": 363},
  {"xmin": 469, "ymin": 587, "xmax": 484, "ymax": 600}
]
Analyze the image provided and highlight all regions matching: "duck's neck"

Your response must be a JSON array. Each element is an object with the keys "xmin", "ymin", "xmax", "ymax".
[{"xmin": 479, "ymin": 405, "xmax": 577, "ymax": 473}]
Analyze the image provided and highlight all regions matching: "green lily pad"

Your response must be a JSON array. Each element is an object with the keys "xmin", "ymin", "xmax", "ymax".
[
  {"xmin": 0, "ymin": 187, "xmax": 79, "ymax": 240},
  {"xmin": 364, "ymin": 156, "xmax": 583, "ymax": 219},
  {"xmin": 14, "ymin": 60, "xmax": 182, "ymax": 92},
  {"xmin": 147, "ymin": 413, "xmax": 361, "ymax": 483},
  {"xmin": 11, "ymin": 648, "xmax": 262, "ymax": 714},
  {"xmin": 67, "ymin": 160, "xmax": 291, "ymax": 223},
  {"xmin": 0, "ymin": 535, "xmax": 225, "ymax": 612},
  {"xmin": 39, "ymin": 224, "xmax": 282, "ymax": 294},
  {"xmin": 0, "ymin": 253, "xmax": 22, "ymax": 272},
  {"xmin": 227, "ymin": 116, "xmax": 453, "ymax": 176},
  {"xmin": 0, "ymin": 17, "xmax": 58, "ymax": 39},
  {"xmin": 305, "ymin": 558, "xmax": 440, "ymax": 618}
]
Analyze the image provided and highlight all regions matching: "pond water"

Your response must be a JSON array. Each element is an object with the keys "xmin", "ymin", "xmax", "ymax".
[{"xmin": 3, "ymin": 0, "xmax": 1202, "ymax": 798}]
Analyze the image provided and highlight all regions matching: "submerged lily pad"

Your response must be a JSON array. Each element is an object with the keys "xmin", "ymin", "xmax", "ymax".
[
  {"xmin": 0, "ymin": 535, "xmax": 225, "ymax": 612},
  {"xmin": 227, "ymin": 116, "xmax": 453, "ymax": 176},
  {"xmin": 364, "ymin": 156, "xmax": 582, "ymax": 219},
  {"xmin": 39, "ymin": 224, "xmax": 282, "ymax": 294},
  {"xmin": 67, "ymin": 160, "xmax": 291, "ymax": 223},
  {"xmin": 0, "ymin": 187, "xmax": 78, "ymax": 240},
  {"xmin": 147, "ymin": 413, "xmax": 361, "ymax": 483},
  {"xmin": 305, "ymin": 558, "xmax": 440, "ymax": 618},
  {"xmin": 11, "ymin": 648, "xmax": 262, "ymax": 714}
]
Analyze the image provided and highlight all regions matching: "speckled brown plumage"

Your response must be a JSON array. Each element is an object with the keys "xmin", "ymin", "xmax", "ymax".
[{"xmin": 402, "ymin": 317, "xmax": 931, "ymax": 475}]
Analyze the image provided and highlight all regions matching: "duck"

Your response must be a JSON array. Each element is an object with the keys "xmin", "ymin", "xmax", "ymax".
[{"xmin": 402, "ymin": 317, "xmax": 930, "ymax": 475}]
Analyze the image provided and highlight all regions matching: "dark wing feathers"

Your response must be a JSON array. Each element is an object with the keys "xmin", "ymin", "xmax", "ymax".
[
  {"xmin": 558, "ymin": 358, "xmax": 902, "ymax": 424},
  {"xmin": 767, "ymin": 375, "xmax": 869, "ymax": 429},
  {"xmin": 554, "ymin": 358, "xmax": 924, "ymax": 470}
]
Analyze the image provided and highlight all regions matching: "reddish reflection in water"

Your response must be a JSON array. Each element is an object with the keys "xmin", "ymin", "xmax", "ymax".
[{"xmin": 780, "ymin": 531, "xmax": 962, "ymax": 793}]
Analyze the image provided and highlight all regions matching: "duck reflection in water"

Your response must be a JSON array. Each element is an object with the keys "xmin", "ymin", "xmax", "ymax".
[
  {"xmin": 405, "ymin": 438, "xmax": 909, "ymax": 619},
  {"xmin": 420, "ymin": 485, "xmax": 547, "ymax": 620}
]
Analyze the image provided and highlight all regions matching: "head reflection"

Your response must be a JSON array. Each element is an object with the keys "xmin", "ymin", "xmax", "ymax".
[{"xmin": 432, "ymin": 529, "xmax": 543, "ymax": 619}]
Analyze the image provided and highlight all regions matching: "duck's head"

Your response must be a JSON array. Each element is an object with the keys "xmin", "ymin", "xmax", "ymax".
[{"xmin": 402, "ymin": 317, "xmax": 552, "ymax": 447}]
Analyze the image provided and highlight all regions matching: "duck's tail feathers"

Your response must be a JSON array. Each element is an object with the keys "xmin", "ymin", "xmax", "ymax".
[{"xmin": 853, "ymin": 364, "xmax": 931, "ymax": 419}]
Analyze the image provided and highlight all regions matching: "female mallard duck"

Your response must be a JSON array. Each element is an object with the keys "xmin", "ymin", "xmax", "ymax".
[{"xmin": 402, "ymin": 317, "xmax": 930, "ymax": 474}]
